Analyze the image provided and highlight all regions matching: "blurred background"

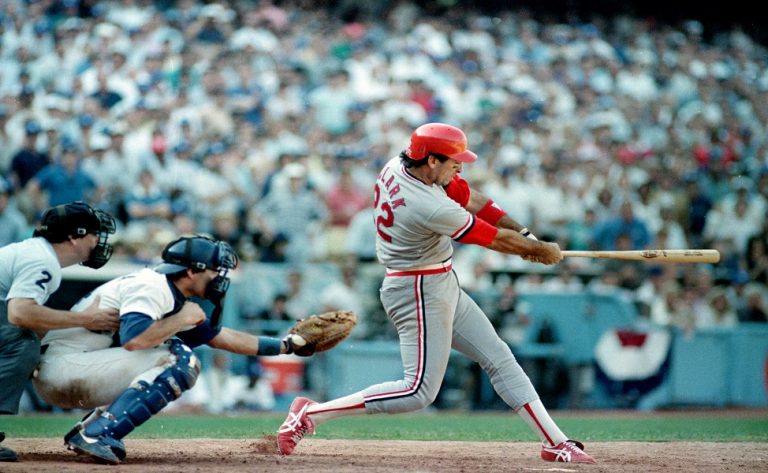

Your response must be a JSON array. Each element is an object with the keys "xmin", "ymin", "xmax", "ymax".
[{"xmin": 1, "ymin": 0, "xmax": 765, "ymax": 415}]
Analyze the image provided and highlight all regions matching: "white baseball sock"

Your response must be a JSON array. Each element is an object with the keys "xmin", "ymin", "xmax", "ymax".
[
  {"xmin": 517, "ymin": 399, "xmax": 568, "ymax": 446},
  {"xmin": 306, "ymin": 391, "xmax": 367, "ymax": 426}
]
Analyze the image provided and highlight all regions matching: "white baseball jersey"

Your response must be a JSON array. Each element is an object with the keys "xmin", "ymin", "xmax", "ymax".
[
  {"xmin": 41, "ymin": 268, "xmax": 180, "ymax": 354},
  {"xmin": 374, "ymin": 156, "xmax": 475, "ymax": 269},
  {"xmin": 0, "ymin": 238, "xmax": 62, "ymax": 307}
]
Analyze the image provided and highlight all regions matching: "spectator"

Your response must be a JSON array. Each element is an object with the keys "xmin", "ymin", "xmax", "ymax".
[
  {"xmin": 740, "ymin": 284, "xmax": 768, "ymax": 323},
  {"xmin": 9, "ymin": 120, "xmax": 49, "ymax": 191},
  {"xmin": 565, "ymin": 207, "xmax": 598, "ymax": 251},
  {"xmin": 210, "ymin": 208, "xmax": 245, "ymax": 251},
  {"xmin": 233, "ymin": 358, "xmax": 276, "ymax": 411},
  {"xmin": 90, "ymin": 70, "xmax": 123, "ymax": 111},
  {"xmin": 243, "ymin": 293, "xmax": 292, "ymax": 336},
  {"xmin": 540, "ymin": 263, "xmax": 584, "ymax": 293},
  {"xmin": 587, "ymin": 269, "xmax": 634, "ymax": 303},
  {"xmin": 497, "ymin": 286, "xmax": 531, "ymax": 348},
  {"xmin": 307, "ymin": 69, "xmax": 355, "ymax": 136},
  {"xmin": 677, "ymin": 175, "xmax": 713, "ymax": 248},
  {"xmin": 481, "ymin": 164, "xmax": 535, "ymax": 227},
  {"xmin": 701, "ymin": 288, "xmax": 739, "ymax": 328},
  {"xmin": 0, "ymin": 105, "xmax": 12, "ymax": 172},
  {"xmin": 80, "ymin": 133, "xmax": 124, "ymax": 218},
  {"xmin": 653, "ymin": 205, "xmax": 689, "ymax": 249},
  {"xmin": 344, "ymin": 207, "xmax": 377, "ymax": 263},
  {"xmin": 255, "ymin": 163, "xmax": 328, "ymax": 263},
  {"xmin": 124, "ymin": 169, "xmax": 173, "ymax": 226},
  {"xmin": 324, "ymin": 166, "xmax": 371, "ymax": 257},
  {"xmin": 25, "ymin": 142, "xmax": 98, "ymax": 210},
  {"xmin": 325, "ymin": 167, "xmax": 370, "ymax": 228},
  {"xmin": 703, "ymin": 192, "xmax": 761, "ymax": 254},
  {"xmin": 745, "ymin": 231, "xmax": 768, "ymax": 286},
  {"xmin": 319, "ymin": 261, "xmax": 367, "ymax": 338},
  {"xmin": 0, "ymin": 180, "xmax": 28, "ymax": 246},
  {"xmin": 593, "ymin": 201, "xmax": 651, "ymax": 251}
]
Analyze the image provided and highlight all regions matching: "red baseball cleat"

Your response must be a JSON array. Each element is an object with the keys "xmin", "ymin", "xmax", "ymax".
[
  {"xmin": 277, "ymin": 397, "xmax": 317, "ymax": 455},
  {"xmin": 541, "ymin": 440, "xmax": 596, "ymax": 463}
]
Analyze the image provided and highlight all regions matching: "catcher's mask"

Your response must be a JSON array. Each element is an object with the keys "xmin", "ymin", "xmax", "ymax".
[
  {"xmin": 155, "ymin": 235, "xmax": 239, "ymax": 301},
  {"xmin": 406, "ymin": 123, "xmax": 477, "ymax": 163},
  {"xmin": 33, "ymin": 201, "xmax": 116, "ymax": 269}
]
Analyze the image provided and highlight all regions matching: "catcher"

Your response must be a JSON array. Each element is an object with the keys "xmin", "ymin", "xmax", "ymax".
[{"xmin": 32, "ymin": 234, "xmax": 356, "ymax": 465}]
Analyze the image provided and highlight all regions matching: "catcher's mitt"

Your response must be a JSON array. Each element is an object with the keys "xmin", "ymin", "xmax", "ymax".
[{"xmin": 283, "ymin": 310, "xmax": 357, "ymax": 357}]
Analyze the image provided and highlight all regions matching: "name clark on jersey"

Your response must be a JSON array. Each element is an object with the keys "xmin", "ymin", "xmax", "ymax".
[
  {"xmin": 374, "ymin": 166, "xmax": 406, "ymax": 242},
  {"xmin": 376, "ymin": 166, "xmax": 406, "ymax": 209}
]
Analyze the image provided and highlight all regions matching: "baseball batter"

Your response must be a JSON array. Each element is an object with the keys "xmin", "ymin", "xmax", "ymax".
[
  {"xmin": 34, "ymin": 235, "xmax": 313, "ymax": 465},
  {"xmin": 0, "ymin": 201, "xmax": 117, "ymax": 463},
  {"xmin": 277, "ymin": 123, "xmax": 595, "ymax": 464}
]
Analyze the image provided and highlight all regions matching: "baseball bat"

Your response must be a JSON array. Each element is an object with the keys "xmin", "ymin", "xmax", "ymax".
[{"xmin": 561, "ymin": 249, "xmax": 720, "ymax": 263}]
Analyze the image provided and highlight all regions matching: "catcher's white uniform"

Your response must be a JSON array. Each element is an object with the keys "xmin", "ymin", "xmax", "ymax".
[{"xmin": 34, "ymin": 268, "xmax": 189, "ymax": 408}]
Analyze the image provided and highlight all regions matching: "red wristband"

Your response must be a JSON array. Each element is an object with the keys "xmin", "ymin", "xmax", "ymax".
[
  {"xmin": 477, "ymin": 200, "xmax": 506, "ymax": 225},
  {"xmin": 456, "ymin": 216, "xmax": 498, "ymax": 246}
]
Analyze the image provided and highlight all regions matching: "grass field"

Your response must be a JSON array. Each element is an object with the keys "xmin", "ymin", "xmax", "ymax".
[{"xmin": 4, "ymin": 410, "xmax": 767, "ymax": 442}]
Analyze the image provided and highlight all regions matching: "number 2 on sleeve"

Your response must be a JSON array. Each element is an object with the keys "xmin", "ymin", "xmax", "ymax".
[{"xmin": 35, "ymin": 270, "xmax": 52, "ymax": 290}]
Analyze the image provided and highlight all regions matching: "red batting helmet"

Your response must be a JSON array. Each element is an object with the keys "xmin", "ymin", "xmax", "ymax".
[{"xmin": 406, "ymin": 123, "xmax": 477, "ymax": 163}]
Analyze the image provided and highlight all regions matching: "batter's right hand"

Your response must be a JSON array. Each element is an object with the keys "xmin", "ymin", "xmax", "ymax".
[
  {"xmin": 177, "ymin": 301, "xmax": 206, "ymax": 327},
  {"xmin": 536, "ymin": 241, "xmax": 563, "ymax": 265},
  {"xmin": 80, "ymin": 295, "xmax": 120, "ymax": 331}
]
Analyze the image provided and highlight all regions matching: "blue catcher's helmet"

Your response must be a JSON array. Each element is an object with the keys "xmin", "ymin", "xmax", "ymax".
[
  {"xmin": 155, "ymin": 235, "xmax": 239, "ymax": 304},
  {"xmin": 155, "ymin": 235, "xmax": 238, "ymax": 275}
]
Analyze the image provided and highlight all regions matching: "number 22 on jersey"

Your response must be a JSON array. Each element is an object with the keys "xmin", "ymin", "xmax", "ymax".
[{"xmin": 373, "ymin": 183, "xmax": 394, "ymax": 242}]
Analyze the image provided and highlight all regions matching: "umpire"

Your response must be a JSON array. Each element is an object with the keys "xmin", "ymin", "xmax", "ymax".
[{"xmin": 0, "ymin": 201, "xmax": 118, "ymax": 462}]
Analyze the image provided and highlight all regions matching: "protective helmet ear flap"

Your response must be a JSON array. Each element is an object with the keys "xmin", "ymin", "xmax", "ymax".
[{"xmin": 407, "ymin": 123, "xmax": 477, "ymax": 163}]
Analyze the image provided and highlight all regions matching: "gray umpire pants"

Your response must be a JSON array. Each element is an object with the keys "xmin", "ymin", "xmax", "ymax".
[{"xmin": 0, "ymin": 301, "xmax": 41, "ymax": 415}]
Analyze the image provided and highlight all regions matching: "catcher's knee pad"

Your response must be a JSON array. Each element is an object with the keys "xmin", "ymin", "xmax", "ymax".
[
  {"xmin": 165, "ymin": 338, "xmax": 201, "ymax": 391},
  {"xmin": 84, "ymin": 342, "xmax": 200, "ymax": 440}
]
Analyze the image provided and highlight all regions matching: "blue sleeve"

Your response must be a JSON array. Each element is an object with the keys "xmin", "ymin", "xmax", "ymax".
[
  {"xmin": 119, "ymin": 312, "xmax": 154, "ymax": 346},
  {"xmin": 34, "ymin": 166, "xmax": 53, "ymax": 186},
  {"xmin": 176, "ymin": 319, "xmax": 222, "ymax": 348}
]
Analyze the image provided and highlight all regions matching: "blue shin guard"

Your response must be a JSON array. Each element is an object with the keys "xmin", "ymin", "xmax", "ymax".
[{"xmin": 83, "ymin": 340, "xmax": 200, "ymax": 441}]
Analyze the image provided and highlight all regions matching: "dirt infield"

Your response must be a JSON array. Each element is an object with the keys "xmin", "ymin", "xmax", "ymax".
[{"xmin": 2, "ymin": 437, "xmax": 766, "ymax": 472}]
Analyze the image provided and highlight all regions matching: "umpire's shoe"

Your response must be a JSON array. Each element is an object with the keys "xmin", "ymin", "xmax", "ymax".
[
  {"xmin": 67, "ymin": 431, "xmax": 121, "ymax": 465},
  {"xmin": 0, "ymin": 432, "xmax": 19, "ymax": 462}
]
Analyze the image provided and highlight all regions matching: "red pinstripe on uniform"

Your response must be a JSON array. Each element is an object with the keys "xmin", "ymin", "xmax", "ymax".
[
  {"xmin": 364, "ymin": 275, "xmax": 426, "ymax": 403},
  {"xmin": 309, "ymin": 402, "xmax": 366, "ymax": 414},
  {"xmin": 523, "ymin": 402, "xmax": 555, "ymax": 445}
]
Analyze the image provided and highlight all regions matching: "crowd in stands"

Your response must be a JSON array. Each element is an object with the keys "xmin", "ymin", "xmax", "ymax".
[{"xmin": 1, "ymin": 0, "xmax": 767, "ymax": 368}]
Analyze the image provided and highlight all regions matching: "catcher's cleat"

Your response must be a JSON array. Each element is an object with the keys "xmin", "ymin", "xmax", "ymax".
[
  {"xmin": 277, "ymin": 396, "xmax": 316, "ymax": 455},
  {"xmin": 66, "ymin": 431, "xmax": 121, "ymax": 465},
  {"xmin": 64, "ymin": 409, "xmax": 126, "ymax": 460},
  {"xmin": 102, "ymin": 436, "xmax": 127, "ymax": 461},
  {"xmin": 541, "ymin": 440, "xmax": 596, "ymax": 464}
]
